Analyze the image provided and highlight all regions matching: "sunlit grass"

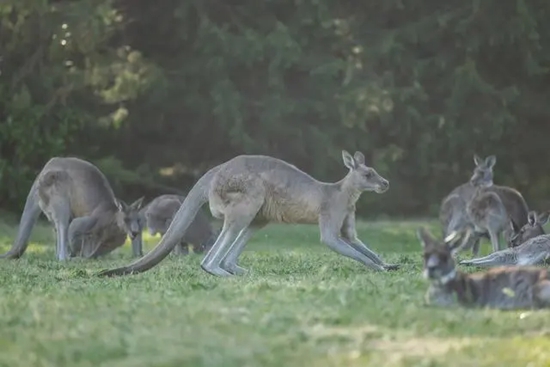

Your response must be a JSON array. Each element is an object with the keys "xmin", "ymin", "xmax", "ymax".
[{"xmin": 0, "ymin": 216, "xmax": 548, "ymax": 366}]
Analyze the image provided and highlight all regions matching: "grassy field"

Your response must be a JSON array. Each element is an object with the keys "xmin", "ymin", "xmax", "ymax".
[{"xmin": 0, "ymin": 216, "xmax": 549, "ymax": 367}]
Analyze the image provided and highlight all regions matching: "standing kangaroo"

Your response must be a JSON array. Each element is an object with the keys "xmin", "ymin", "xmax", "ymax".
[
  {"xmin": 459, "ymin": 211, "xmax": 550, "ymax": 268},
  {"xmin": 1, "ymin": 157, "xmax": 145, "ymax": 260},
  {"xmin": 439, "ymin": 182, "xmax": 483, "ymax": 256},
  {"xmin": 98, "ymin": 150, "xmax": 398, "ymax": 277},
  {"xmin": 418, "ymin": 227, "xmax": 550, "ymax": 310},
  {"xmin": 454, "ymin": 155, "xmax": 529, "ymax": 254},
  {"xmin": 139, "ymin": 194, "xmax": 218, "ymax": 255}
]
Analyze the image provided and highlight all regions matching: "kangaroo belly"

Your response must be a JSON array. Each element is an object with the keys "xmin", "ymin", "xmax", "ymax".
[{"xmin": 259, "ymin": 198, "xmax": 320, "ymax": 224}]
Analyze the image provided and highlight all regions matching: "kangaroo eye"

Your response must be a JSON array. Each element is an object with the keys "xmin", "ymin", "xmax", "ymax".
[{"xmin": 365, "ymin": 171, "xmax": 373, "ymax": 179}]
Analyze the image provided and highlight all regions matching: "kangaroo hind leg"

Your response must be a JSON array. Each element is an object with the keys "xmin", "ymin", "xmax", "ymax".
[
  {"xmin": 200, "ymin": 196, "xmax": 263, "ymax": 277},
  {"xmin": 221, "ymin": 223, "xmax": 265, "ymax": 276},
  {"xmin": 49, "ymin": 199, "xmax": 72, "ymax": 261}
]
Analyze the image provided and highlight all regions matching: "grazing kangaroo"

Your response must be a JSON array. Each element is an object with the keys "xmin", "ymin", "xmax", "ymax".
[
  {"xmin": 418, "ymin": 227, "xmax": 550, "ymax": 310},
  {"xmin": 455, "ymin": 155, "xmax": 529, "ymax": 254},
  {"xmin": 98, "ymin": 150, "xmax": 398, "ymax": 277},
  {"xmin": 139, "ymin": 194, "xmax": 218, "ymax": 255},
  {"xmin": 1, "ymin": 157, "xmax": 145, "ymax": 260}
]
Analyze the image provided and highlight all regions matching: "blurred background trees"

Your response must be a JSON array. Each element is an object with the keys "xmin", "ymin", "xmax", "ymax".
[{"xmin": 1, "ymin": 0, "xmax": 549, "ymax": 218}]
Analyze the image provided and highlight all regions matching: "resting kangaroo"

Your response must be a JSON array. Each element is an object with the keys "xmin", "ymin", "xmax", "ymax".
[
  {"xmin": 459, "ymin": 212, "xmax": 550, "ymax": 268},
  {"xmin": 1, "ymin": 157, "xmax": 145, "ymax": 260},
  {"xmin": 98, "ymin": 150, "xmax": 398, "ymax": 277},
  {"xmin": 453, "ymin": 155, "xmax": 529, "ymax": 254},
  {"xmin": 418, "ymin": 227, "xmax": 550, "ymax": 310},
  {"xmin": 139, "ymin": 194, "xmax": 218, "ymax": 255},
  {"xmin": 508, "ymin": 210, "xmax": 550, "ymax": 248}
]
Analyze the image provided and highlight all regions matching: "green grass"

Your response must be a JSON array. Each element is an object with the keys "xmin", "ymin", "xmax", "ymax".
[{"xmin": 0, "ymin": 217, "xmax": 549, "ymax": 367}]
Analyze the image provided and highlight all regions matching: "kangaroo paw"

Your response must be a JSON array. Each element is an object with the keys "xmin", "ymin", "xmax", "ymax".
[
  {"xmin": 200, "ymin": 264, "xmax": 234, "ymax": 277},
  {"xmin": 383, "ymin": 263, "xmax": 400, "ymax": 271}
]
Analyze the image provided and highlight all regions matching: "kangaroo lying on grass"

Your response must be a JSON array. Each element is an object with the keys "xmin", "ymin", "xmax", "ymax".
[
  {"xmin": 1, "ymin": 157, "xmax": 145, "ymax": 260},
  {"xmin": 139, "ymin": 194, "xmax": 218, "ymax": 255},
  {"xmin": 450, "ymin": 155, "xmax": 529, "ymax": 255},
  {"xmin": 459, "ymin": 211, "xmax": 550, "ymax": 268},
  {"xmin": 98, "ymin": 150, "xmax": 399, "ymax": 277},
  {"xmin": 418, "ymin": 227, "xmax": 550, "ymax": 310}
]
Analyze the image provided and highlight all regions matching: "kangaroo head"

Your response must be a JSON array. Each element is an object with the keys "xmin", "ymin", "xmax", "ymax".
[
  {"xmin": 508, "ymin": 210, "xmax": 549, "ymax": 247},
  {"xmin": 342, "ymin": 150, "xmax": 389, "ymax": 194},
  {"xmin": 417, "ymin": 227, "xmax": 461, "ymax": 284},
  {"xmin": 115, "ymin": 197, "xmax": 145, "ymax": 239},
  {"xmin": 469, "ymin": 154, "xmax": 496, "ymax": 187}
]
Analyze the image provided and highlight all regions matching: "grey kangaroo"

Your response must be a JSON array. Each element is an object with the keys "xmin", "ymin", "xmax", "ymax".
[
  {"xmin": 439, "ymin": 182, "xmax": 483, "ymax": 256},
  {"xmin": 452, "ymin": 155, "xmax": 529, "ymax": 254},
  {"xmin": 1, "ymin": 157, "xmax": 145, "ymax": 260},
  {"xmin": 508, "ymin": 210, "xmax": 550, "ymax": 248},
  {"xmin": 419, "ymin": 227, "xmax": 550, "ymax": 310},
  {"xmin": 459, "ymin": 211, "xmax": 550, "ymax": 268},
  {"xmin": 139, "ymin": 194, "xmax": 218, "ymax": 255},
  {"xmin": 98, "ymin": 150, "xmax": 398, "ymax": 277}
]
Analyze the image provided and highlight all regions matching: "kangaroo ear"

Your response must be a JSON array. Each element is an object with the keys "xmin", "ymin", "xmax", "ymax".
[
  {"xmin": 353, "ymin": 151, "xmax": 365, "ymax": 166},
  {"xmin": 473, "ymin": 154, "xmax": 483, "ymax": 166},
  {"xmin": 417, "ymin": 227, "xmax": 436, "ymax": 249},
  {"xmin": 130, "ymin": 196, "xmax": 145, "ymax": 211},
  {"xmin": 538, "ymin": 211, "xmax": 550, "ymax": 226},
  {"xmin": 342, "ymin": 150, "xmax": 357, "ymax": 170},
  {"xmin": 115, "ymin": 198, "xmax": 128, "ymax": 212},
  {"xmin": 528, "ymin": 211, "xmax": 537, "ymax": 226},
  {"xmin": 485, "ymin": 155, "xmax": 496, "ymax": 168}
]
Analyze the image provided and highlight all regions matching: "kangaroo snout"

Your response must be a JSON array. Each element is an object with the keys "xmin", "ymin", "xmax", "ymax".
[{"xmin": 376, "ymin": 180, "xmax": 390, "ymax": 193}]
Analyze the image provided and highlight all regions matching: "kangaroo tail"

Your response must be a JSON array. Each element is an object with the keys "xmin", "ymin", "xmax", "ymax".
[
  {"xmin": 0, "ymin": 179, "xmax": 41, "ymax": 259},
  {"xmin": 97, "ymin": 167, "xmax": 218, "ymax": 277}
]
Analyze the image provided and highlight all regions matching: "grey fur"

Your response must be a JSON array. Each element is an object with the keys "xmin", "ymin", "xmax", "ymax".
[
  {"xmin": 508, "ymin": 210, "xmax": 550, "ymax": 248},
  {"xmin": 98, "ymin": 150, "xmax": 398, "ymax": 277},
  {"xmin": 138, "ymin": 194, "xmax": 219, "ymax": 255},
  {"xmin": 454, "ymin": 155, "xmax": 529, "ymax": 255},
  {"xmin": 460, "ymin": 233, "xmax": 550, "ymax": 268},
  {"xmin": 419, "ymin": 227, "xmax": 550, "ymax": 310},
  {"xmin": 1, "ymin": 157, "xmax": 144, "ymax": 260}
]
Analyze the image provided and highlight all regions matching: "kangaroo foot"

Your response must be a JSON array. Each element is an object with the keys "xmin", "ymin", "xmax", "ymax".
[
  {"xmin": 222, "ymin": 263, "xmax": 248, "ymax": 276},
  {"xmin": 383, "ymin": 263, "xmax": 400, "ymax": 271},
  {"xmin": 200, "ymin": 263, "xmax": 233, "ymax": 277}
]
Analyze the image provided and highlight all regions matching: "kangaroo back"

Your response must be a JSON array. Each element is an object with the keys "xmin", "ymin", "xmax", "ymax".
[
  {"xmin": 97, "ymin": 167, "xmax": 219, "ymax": 277},
  {"xmin": 0, "ymin": 178, "xmax": 42, "ymax": 258},
  {"xmin": 490, "ymin": 185, "xmax": 529, "ymax": 232}
]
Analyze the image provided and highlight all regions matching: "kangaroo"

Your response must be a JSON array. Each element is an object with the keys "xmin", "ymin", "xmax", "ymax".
[
  {"xmin": 459, "ymin": 234, "xmax": 550, "ymax": 268},
  {"xmin": 455, "ymin": 155, "xmax": 529, "ymax": 254},
  {"xmin": 1, "ymin": 157, "xmax": 145, "ymax": 260},
  {"xmin": 139, "ymin": 194, "xmax": 218, "ymax": 255},
  {"xmin": 418, "ymin": 227, "xmax": 550, "ymax": 310},
  {"xmin": 98, "ymin": 150, "xmax": 399, "ymax": 277},
  {"xmin": 459, "ymin": 212, "xmax": 550, "ymax": 268},
  {"xmin": 508, "ymin": 210, "xmax": 550, "ymax": 248},
  {"xmin": 439, "ymin": 183, "xmax": 484, "ymax": 256}
]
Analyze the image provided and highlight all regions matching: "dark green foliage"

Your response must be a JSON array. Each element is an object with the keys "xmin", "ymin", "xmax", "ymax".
[{"xmin": 1, "ymin": 0, "xmax": 549, "ymax": 218}]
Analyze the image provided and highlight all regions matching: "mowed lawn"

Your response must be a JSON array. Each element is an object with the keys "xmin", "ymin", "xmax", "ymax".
[{"xmin": 0, "ymin": 216, "xmax": 549, "ymax": 367}]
